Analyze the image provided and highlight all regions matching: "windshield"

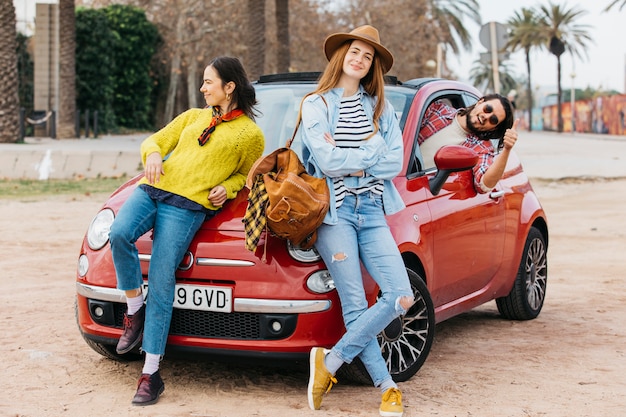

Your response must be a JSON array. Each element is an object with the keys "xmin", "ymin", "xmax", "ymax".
[
  {"xmin": 254, "ymin": 84, "xmax": 313, "ymax": 157},
  {"xmin": 254, "ymin": 84, "xmax": 415, "ymax": 158}
]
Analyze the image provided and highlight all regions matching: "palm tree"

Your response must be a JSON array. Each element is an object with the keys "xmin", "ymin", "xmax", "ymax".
[
  {"xmin": 604, "ymin": 0, "xmax": 626, "ymax": 11},
  {"xmin": 0, "ymin": 0, "xmax": 20, "ymax": 142},
  {"xmin": 427, "ymin": 0, "xmax": 482, "ymax": 56},
  {"xmin": 246, "ymin": 0, "xmax": 266, "ymax": 80},
  {"xmin": 469, "ymin": 59, "xmax": 518, "ymax": 94},
  {"xmin": 506, "ymin": 8, "xmax": 544, "ymax": 131},
  {"xmin": 57, "ymin": 0, "xmax": 77, "ymax": 138},
  {"xmin": 0, "ymin": 0, "xmax": 20, "ymax": 143},
  {"xmin": 536, "ymin": 2, "xmax": 592, "ymax": 132}
]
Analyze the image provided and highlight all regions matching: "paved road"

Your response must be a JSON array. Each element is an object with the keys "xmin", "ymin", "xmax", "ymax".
[
  {"xmin": 513, "ymin": 130, "xmax": 626, "ymax": 180},
  {"xmin": 1, "ymin": 130, "xmax": 624, "ymax": 180}
]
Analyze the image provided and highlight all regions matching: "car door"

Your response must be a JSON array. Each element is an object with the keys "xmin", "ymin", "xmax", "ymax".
[{"xmin": 416, "ymin": 92, "xmax": 506, "ymax": 307}]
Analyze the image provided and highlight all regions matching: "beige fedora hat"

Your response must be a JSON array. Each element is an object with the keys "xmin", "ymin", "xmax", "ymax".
[{"xmin": 323, "ymin": 25, "xmax": 394, "ymax": 74}]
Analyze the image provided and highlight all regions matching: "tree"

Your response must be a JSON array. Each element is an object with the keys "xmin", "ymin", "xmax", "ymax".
[
  {"xmin": 75, "ymin": 5, "xmax": 160, "ymax": 131},
  {"xmin": 310, "ymin": 0, "xmax": 480, "ymax": 81},
  {"xmin": 58, "ymin": 0, "xmax": 77, "ymax": 138},
  {"xmin": 506, "ymin": 7, "xmax": 544, "ymax": 131},
  {"xmin": 537, "ymin": 2, "xmax": 592, "ymax": 132},
  {"xmin": 105, "ymin": 5, "xmax": 160, "ymax": 129},
  {"xmin": 0, "ymin": 0, "xmax": 20, "ymax": 143},
  {"xmin": 275, "ymin": 0, "xmax": 290, "ymax": 73},
  {"xmin": 469, "ymin": 59, "xmax": 518, "ymax": 94},
  {"xmin": 246, "ymin": 0, "xmax": 266, "ymax": 80},
  {"xmin": 427, "ymin": 0, "xmax": 482, "ymax": 56},
  {"xmin": 162, "ymin": 5, "xmax": 185, "ymax": 123},
  {"xmin": 604, "ymin": 0, "xmax": 626, "ymax": 11},
  {"xmin": 75, "ymin": 8, "xmax": 116, "ymax": 132},
  {"xmin": 17, "ymin": 33, "xmax": 34, "ymax": 130}
]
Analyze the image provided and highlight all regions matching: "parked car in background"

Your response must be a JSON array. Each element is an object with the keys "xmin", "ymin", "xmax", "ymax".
[{"xmin": 75, "ymin": 73, "xmax": 548, "ymax": 384}]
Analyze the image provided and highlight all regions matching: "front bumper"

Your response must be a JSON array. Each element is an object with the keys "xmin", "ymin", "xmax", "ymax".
[{"xmin": 77, "ymin": 282, "xmax": 333, "ymax": 342}]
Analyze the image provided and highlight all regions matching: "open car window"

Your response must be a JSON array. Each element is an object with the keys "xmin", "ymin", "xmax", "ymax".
[{"xmin": 412, "ymin": 93, "xmax": 470, "ymax": 172}]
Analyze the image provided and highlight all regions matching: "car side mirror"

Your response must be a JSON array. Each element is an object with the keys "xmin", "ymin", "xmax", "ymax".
[{"xmin": 428, "ymin": 145, "xmax": 479, "ymax": 195}]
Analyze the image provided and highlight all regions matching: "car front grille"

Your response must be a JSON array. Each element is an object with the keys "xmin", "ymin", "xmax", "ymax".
[
  {"xmin": 171, "ymin": 309, "xmax": 261, "ymax": 339},
  {"xmin": 111, "ymin": 302, "xmax": 295, "ymax": 340}
]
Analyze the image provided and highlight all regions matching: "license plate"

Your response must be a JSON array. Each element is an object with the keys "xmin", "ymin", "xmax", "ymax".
[{"xmin": 141, "ymin": 283, "xmax": 232, "ymax": 313}]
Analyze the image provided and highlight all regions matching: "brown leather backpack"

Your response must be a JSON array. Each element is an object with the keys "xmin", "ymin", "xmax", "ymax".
[
  {"xmin": 247, "ymin": 146, "xmax": 329, "ymax": 249},
  {"xmin": 245, "ymin": 98, "xmax": 330, "ymax": 249}
]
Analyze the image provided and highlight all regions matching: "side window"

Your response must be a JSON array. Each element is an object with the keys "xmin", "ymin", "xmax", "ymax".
[
  {"xmin": 413, "ymin": 94, "xmax": 466, "ymax": 172},
  {"xmin": 386, "ymin": 91, "xmax": 410, "ymax": 129},
  {"xmin": 462, "ymin": 93, "xmax": 479, "ymax": 107}
]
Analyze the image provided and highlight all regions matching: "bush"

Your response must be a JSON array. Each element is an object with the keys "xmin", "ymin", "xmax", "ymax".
[{"xmin": 76, "ymin": 5, "xmax": 160, "ymax": 132}]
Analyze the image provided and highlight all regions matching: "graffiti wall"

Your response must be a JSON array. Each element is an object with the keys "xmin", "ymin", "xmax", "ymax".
[{"xmin": 541, "ymin": 94, "xmax": 626, "ymax": 135}]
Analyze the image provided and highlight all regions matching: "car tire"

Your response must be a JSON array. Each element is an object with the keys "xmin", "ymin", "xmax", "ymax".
[
  {"xmin": 338, "ymin": 268, "xmax": 435, "ymax": 384},
  {"xmin": 82, "ymin": 337, "xmax": 142, "ymax": 362},
  {"xmin": 74, "ymin": 300, "xmax": 142, "ymax": 362},
  {"xmin": 496, "ymin": 226, "xmax": 548, "ymax": 320}
]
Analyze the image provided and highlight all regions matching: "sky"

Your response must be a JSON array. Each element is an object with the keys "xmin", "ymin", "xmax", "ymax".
[
  {"xmin": 447, "ymin": 0, "xmax": 626, "ymax": 95},
  {"xmin": 14, "ymin": 0, "xmax": 626, "ymax": 94}
]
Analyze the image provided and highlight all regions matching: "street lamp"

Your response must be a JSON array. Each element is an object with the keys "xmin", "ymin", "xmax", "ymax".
[
  {"xmin": 425, "ymin": 44, "xmax": 444, "ymax": 78},
  {"xmin": 425, "ymin": 60, "xmax": 437, "ymax": 77}
]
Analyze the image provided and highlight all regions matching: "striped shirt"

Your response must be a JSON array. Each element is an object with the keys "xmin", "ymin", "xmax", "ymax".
[{"xmin": 333, "ymin": 92, "xmax": 384, "ymax": 208}]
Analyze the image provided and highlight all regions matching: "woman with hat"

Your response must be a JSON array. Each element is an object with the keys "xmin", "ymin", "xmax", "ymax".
[{"xmin": 301, "ymin": 25, "xmax": 414, "ymax": 416}]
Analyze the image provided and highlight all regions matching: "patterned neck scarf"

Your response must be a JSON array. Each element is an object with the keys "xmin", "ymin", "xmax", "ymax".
[{"xmin": 197, "ymin": 106, "xmax": 245, "ymax": 146}]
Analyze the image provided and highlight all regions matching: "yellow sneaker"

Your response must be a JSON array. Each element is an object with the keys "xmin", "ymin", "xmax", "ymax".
[
  {"xmin": 379, "ymin": 387, "xmax": 404, "ymax": 417},
  {"xmin": 307, "ymin": 347, "xmax": 337, "ymax": 410}
]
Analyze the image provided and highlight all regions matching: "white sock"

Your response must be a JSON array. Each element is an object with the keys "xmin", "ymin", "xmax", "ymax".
[
  {"xmin": 379, "ymin": 378, "xmax": 398, "ymax": 394},
  {"xmin": 126, "ymin": 294, "xmax": 144, "ymax": 315},
  {"xmin": 142, "ymin": 352, "xmax": 160, "ymax": 375}
]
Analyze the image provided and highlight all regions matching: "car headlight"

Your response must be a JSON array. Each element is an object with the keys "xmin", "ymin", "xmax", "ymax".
[
  {"xmin": 287, "ymin": 241, "xmax": 322, "ymax": 263},
  {"xmin": 306, "ymin": 270, "xmax": 335, "ymax": 294},
  {"xmin": 87, "ymin": 208, "xmax": 115, "ymax": 250}
]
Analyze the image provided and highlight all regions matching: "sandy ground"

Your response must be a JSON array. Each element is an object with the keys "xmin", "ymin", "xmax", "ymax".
[{"xmin": 1, "ymin": 148, "xmax": 626, "ymax": 416}]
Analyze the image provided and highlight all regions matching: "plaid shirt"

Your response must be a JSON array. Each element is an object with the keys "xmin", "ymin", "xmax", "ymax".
[{"xmin": 418, "ymin": 100, "xmax": 496, "ymax": 193}]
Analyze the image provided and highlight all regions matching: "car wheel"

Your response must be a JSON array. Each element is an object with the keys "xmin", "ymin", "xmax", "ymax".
[
  {"xmin": 496, "ymin": 226, "xmax": 548, "ymax": 320},
  {"xmin": 338, "ymin": 268, "xmax": 435, "ymax": 384},
  {"xmin": 74, "ymin": 300, "xmax": 141, "ymax": 362}
]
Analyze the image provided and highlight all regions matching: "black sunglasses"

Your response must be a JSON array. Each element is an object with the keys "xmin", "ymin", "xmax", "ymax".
[{"xmin": 483, "ymin": 104, "xmax": 500, "ymax": 125}]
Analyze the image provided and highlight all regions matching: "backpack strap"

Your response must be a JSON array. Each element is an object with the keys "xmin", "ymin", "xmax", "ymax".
[{"xmin": 286, "ymin": 94, "xmax": 328, "ymax": 149}]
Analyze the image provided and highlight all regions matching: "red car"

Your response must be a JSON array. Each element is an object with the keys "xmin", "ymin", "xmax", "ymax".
[{"xmin": 76, "ymin": 74, "xmax": 548, "ymax": 384}]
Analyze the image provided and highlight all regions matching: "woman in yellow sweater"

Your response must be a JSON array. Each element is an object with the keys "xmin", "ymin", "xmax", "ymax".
[{"xmin": 108, "ymin": 56, "xmax": 264, "ymax": 406}]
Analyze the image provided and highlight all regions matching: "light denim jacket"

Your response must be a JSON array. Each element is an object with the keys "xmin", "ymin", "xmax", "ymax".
[{"xmin": 301, "ymin": 86, "xmax": 406, "ymax": 225}]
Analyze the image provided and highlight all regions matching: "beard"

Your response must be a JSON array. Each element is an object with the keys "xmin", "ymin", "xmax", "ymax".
[{"xmin": 464, "ymin": 111, "xmax": 482, "ymax": 136}]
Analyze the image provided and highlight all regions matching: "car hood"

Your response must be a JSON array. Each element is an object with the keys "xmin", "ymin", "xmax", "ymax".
[
  {"xmin": 201, "ymin": 188, "xmax": 250, "ymax": 232},
  {"xmin": 104, "ymin": 175, "xmax": 250, "ymax": 233}
]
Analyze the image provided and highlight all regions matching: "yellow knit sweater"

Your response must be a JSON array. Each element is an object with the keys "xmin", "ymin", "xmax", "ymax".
[{"xmin": 139, "ymin": 108, "xmax": 265, "ymax": 210}]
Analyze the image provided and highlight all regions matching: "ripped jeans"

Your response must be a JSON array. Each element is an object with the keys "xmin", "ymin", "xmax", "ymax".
[{"xmin": 314, "ymin": 191, "xmax": 413, "ymax": 387}]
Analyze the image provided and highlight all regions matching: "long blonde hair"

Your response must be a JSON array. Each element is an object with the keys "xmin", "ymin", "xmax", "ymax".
[{"xmin": 306, "ymin": 41, "xmax": 387, "ymax": 138}]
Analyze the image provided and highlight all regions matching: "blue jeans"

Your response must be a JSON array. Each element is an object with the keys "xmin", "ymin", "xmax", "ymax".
[
  {"xmin": 109, "ymin": 187, "xmax": 206, "ymax": 356},
  {"xmin": 314, "ymin": 191, "xmax": 413, "ymax": 387}
]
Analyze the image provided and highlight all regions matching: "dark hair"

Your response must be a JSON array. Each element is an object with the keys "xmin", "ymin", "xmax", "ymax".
[
  {"xmin": 459, "ymin": 93, "xmax": 514, "ymax": 147},
  {"xmin": 209, "ymin": 56, "xmax": 258, "ymax": 120}
]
